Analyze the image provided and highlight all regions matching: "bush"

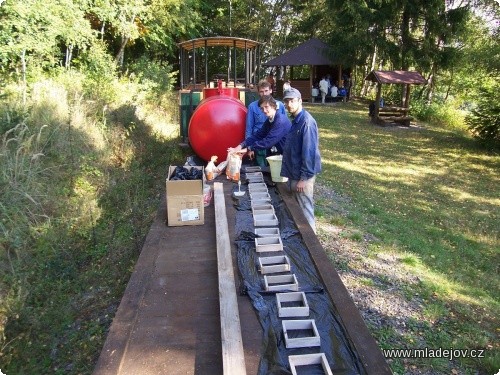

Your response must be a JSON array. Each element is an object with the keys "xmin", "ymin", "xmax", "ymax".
[
  {"xmin": 411, "ymin": 97, "xmax": 466, "ymax": 131},
  {"xmin": 74, "ymin": 40, "xmax": 118, "ymax": 103},
  {"xmin": 127, "ymin": 57, "xmax": 177, "ymax": 103},
  {"xmin": 465, "ymin": 83, "xmax": 500, "ymax": 143}
]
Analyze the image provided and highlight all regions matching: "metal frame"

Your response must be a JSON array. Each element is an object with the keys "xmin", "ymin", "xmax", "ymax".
[{"xmin": 177, "ymin": 37, "xmax": 262, "ymax": 89}]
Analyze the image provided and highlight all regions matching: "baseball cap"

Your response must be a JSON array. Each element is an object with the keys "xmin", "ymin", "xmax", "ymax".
[{"xmin": 283, "ymin": 87, "xmax": 301, "ymax": 100}]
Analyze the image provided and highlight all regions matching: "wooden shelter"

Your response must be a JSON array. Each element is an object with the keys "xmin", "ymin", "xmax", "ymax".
[
  {"xmin": 177, "ymin": 37, "xmax": 262, "ymax": 89},
  {"xmin": 365, "ymin": 70, "xmax": 427, "ymax": 126},
  {"xmin": 263, "ymin": 38, "xmax": 346, "ymax": 101}
]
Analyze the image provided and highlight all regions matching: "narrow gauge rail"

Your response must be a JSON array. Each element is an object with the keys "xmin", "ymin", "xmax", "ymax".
[{"xmin": 93, "ymin": 176, "xmax": 391, "ymax": 375}]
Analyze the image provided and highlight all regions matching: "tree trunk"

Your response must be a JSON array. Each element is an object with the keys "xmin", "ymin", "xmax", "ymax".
[
  {"xmin": 426, "ymin": 60, "xmax": 439, "ymax": 104},
  {"xmin": 115, "ymin": 35, "xmax": 129, "ymax": 68},
  {"xmin": 65, "ymin": 44, "xmax": 73, "ymax": 69},
  {"xmin": 115, "ymin": 13, "xmax": 136, "ymax": 69},
  {"xmin": 362, "ymin": 48, "xmax": 377, "ymax": 96},
  {"xmin": 400, "ymin": 5, "xmax": 411, "ymax": 105},
  {"xmin": 426, "ymin": 72, "xmax": 434, "ymax": 103},
  {"xmin": 21, "ymin": 49, "xmax": 27, "ymax": 106}
]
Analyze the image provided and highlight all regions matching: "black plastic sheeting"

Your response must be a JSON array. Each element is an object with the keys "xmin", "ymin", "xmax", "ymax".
[{"xmin": 231, "ymin": 176, "xmax": 367, "ymax": 375}]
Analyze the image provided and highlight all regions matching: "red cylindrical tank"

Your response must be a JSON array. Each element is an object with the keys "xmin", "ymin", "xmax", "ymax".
[
  {"xmin": 188, "ymin": 86, "xmax": 246, "ymax": 162},
  {"xmin": 203, "ymin": 87, "xmax": 240, "ymax": 99}
]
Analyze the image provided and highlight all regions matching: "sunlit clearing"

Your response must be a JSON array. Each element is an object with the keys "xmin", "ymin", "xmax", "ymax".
[{"xmin": 440, "ymin": 185, "xmax": 500, "ymax": 207}]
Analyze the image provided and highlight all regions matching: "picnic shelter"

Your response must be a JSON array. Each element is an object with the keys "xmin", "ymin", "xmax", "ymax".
[
  {"xmin": 264, "ymin": 38, "xmax": 348, "ymax": 101},
  {"xmin": 365, "ymin": 70, "xmax": 427, "ymax": 126}
]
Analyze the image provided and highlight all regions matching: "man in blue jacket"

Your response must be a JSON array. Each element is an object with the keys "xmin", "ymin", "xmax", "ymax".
[
  {"xmin": 281, "ymin": 87, "xmax": 322, "ymax": 233},
  {"xmin": 228, "ymin": 95, "xmax": 291, "ymax": 161},
  {"xmin": 246, "ymin": 80, "xmax": 286, "ymax": 167}
]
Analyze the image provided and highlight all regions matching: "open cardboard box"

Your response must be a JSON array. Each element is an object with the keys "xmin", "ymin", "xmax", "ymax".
[{"xmin": 166, "ymin": 165, "xmax": 205, "ymax": 226}]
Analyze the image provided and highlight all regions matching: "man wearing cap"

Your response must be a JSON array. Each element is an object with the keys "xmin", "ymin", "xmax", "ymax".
[{"xmin": 281, "ymin": 87, "xmax": 322, "ymax": 233}]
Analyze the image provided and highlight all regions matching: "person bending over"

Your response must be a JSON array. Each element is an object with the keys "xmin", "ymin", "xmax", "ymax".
[
  {"xmin": 245, "ymin": 80, "xmax": 286, "ymax": 167},
  {"xmin": 228, "ymin": 95, "xmax": 291, "ymax": 162}
]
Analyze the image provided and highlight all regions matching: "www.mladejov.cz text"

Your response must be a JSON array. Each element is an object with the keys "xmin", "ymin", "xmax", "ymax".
[{"xmin": 383, "ymin": 347, "xmax": 486, "ymax": 361}]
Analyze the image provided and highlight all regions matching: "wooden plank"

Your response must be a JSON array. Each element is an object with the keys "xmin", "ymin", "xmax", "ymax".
[
  {"xmin": 382, "ymin": 116, "xmax": 413, "ymax": 121},
  {"xmin": 214, "ymin": 182, "xmax": 247, "ymax": 375},
  {"xmin": 379, "ymin": 106, "xmax": 408, "ymax": 112}
]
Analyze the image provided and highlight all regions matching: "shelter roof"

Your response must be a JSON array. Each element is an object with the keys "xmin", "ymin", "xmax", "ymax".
[
  {"xmin": 365, "ymin": 70, "xmax": 427, "ymax": 85},
  {"xmin": 177, "ymin": 37, "xmax": 261, "ymax": 51},
  {"xmin": 263, "ymin": 38, "xmax": 334, "ymax": 66}
]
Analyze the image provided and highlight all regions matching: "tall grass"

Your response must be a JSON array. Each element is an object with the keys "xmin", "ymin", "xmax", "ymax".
[
  {"xmin": 0, "ymin": 70, "xmax": 186, "ymax": 373},
  {"xmin": 410, "ymin": 98, "xmax": 467, "ymax": 132}
]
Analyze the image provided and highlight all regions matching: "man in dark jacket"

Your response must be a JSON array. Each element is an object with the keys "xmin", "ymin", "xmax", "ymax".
[
  {"xmin": 228, "ymin": 95, "xmax": 291, "ymax": 160},
  {"xmin": 281, "ymin": 87, "xmax": 322, "ymax": 233}
]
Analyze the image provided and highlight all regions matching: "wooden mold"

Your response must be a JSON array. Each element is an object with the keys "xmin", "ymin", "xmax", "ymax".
[
  {"xmin": 255, "ymin": 236, "xmax": 283, "ymax": 252},
  {"xmin": 253, "ymin": 213, "xmax": 279, "ymax": 227},
  {"xmin": 245, "ymin": 171, "xmax": 263, "ymax": 178},
  {"xmin": 252, "ymin": 208, "xmax": 275, "ymax": 216},
  {"xmin": 245, "ymin": 166, "xmax": 262, "ymax": 172},
  {"xmin": 276, "ymin": 292, "xmax": 309, "ymax": 317},
  {"xmin": 264, "ymin": 274, "xmax": 298, "ymax": 292},
  {"xmin": 282, "ymin": 319, "xmax": 321, "ymax": 349},
  {"xmin": 255, "ymin": 227, "xmax": 280, "ymax": 237},
  {"xmin": 258, "ymin": 255, "xmax": 291, "ymax": 274},
  {"xmin": 248, "ymin": 186, "xmax": 268, "ymax": 193},
  {"xmin": 251, "ymin": 198, "xmax": 272, "ymax": 207},
  {"xmin": 288, "ymin": 353, "xmax": 333, "ymax": 375},
  {"xmin": 250, "ymin": 191, "xmax": 271, "ymax": 201},
  {"xmin": 248, "ymin": 182, "xmax": 268, "ymax": 191},
  {"xmin": 251, "ymin": 203, "xmax": 274, "ymax": 215},
  {"xmin": 247, "ymin": 176, "xmax": 265, "ymax": 184},
  {"xmin": 246, "ymin": 172, "xmax": 264, "ymax": 183}
]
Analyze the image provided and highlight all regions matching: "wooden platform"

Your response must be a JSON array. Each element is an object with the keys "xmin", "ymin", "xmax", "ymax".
[{"xmin": 93, "ymin": 177, "xmax": 391, "ymax": 375}]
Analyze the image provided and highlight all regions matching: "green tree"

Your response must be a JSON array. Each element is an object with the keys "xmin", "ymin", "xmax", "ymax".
[
  {"xmin": 135, "ymin": 0, "xmax": 202, "ymax": 60},
  {"xmin": 0, "ymin": 0, "xmax": 94, "ymax": 97},
  {"xmin": 466, "ymin": 82, "xmax": 500, "ymax": 142},
  {"xmin": 462, "ymin": 12, "xmax": 500, "ymax": 142},
  {"xmin": 325, "ymin": 0, "xmax": 471, "ymax": 101},
  {"xmin": 0, "ymin": 0, "xmax": 63, "ymax": 100}
]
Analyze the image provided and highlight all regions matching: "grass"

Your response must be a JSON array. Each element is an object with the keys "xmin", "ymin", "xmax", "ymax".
[
  {"xmin": 0, "ymin": 77, "xmax": 189, "ymax": 374},
  {"xmin": 309, "ymin": 100, "xmax": 499, "ymax": 373}
]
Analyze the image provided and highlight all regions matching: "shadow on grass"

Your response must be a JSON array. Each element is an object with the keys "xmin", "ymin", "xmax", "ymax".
[
  {"xmin": 1, "ymin": 101, "xmax": 192, "ymax": 374},
  {"xmin": 309, "ymin": 100, "xmax": 500, "ymax": 373}
]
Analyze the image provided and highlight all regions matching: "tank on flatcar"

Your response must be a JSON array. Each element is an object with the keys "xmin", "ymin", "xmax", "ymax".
[{"xmin": 188, "ymin": 84, "xmax": 246, "ymax": 162}]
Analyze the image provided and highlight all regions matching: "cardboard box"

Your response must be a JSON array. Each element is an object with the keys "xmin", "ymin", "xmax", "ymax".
[{"xmin": 166, "ymin": 166, "xmax": 205, "ymax": 226}]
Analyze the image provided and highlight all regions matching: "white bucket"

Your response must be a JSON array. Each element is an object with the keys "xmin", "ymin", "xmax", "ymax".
[{"xmin": 266, "ymin": 155, "xmax": 288, "ymax": 183}]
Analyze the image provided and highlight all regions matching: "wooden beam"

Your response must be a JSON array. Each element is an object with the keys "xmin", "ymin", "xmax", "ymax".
[
  {"xmin": 277, "ymin": 184, "xmax": 392, "ymax": 374},
  {"xmin": 214, "ymin": 182, "xmax": 247, "ymax": 375},
  {"xmin": 404, "ymin": 83, "xmax": 411, "ymax": 108}
]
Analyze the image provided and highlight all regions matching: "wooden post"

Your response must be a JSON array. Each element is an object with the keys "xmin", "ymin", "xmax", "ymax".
[
  {"xmin": 374, "ymin": 83, "xmax": 382, "ymax": 119},
  {"xmin": 404, "ymin": 84, "xmax": 411, "ymax": 115},
  {"xmin": 214, "ymin": 183, "xmax": 247, "ymax": 375},
  {"xmin": 309, "ymin": 64, "xmax": 313, "ymax": 102}
]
